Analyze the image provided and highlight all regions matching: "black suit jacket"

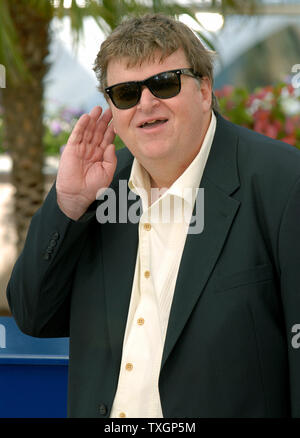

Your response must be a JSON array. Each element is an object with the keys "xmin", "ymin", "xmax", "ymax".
[{"xmin": 7, "ymin": 113, "xmax": 300, "ymax": 417}]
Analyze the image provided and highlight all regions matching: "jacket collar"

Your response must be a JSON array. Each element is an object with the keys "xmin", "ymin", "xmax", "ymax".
[{"xmin": 202, "ymin": 111, "xmax": 240, "ymax": 195}]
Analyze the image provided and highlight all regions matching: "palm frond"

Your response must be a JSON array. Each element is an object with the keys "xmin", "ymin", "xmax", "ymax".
[
  {"xmin": 0, "ymin": 0, "xmax": 28, "ymax": 82},
  {"xmin": 1, "ymin": 0, "xmax": 258, "ymax": 82}
]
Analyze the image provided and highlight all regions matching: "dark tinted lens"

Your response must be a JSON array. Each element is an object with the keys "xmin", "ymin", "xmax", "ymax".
[
  {"xmin": 147, "ymin": 71, "xmax": 180, "ymax": 99},
  {"xmin": 110, "ymin": 82, "xmax": 140, "ymax": 109}
]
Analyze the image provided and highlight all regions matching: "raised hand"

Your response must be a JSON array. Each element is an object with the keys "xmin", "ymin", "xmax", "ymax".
[{"xmin": 56, "ymin": 106, "xmax": 117, "ymax": 220}]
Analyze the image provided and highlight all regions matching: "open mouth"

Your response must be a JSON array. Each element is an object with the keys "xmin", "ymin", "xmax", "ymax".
[{"xmin": 139, "ymin": 119, "xmax": 168, "ymax": 129}]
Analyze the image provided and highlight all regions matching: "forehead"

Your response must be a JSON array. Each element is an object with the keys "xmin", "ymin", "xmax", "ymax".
[{"xmin": 106, "ymin": 48, "xmax": 189, "ymax": 86}]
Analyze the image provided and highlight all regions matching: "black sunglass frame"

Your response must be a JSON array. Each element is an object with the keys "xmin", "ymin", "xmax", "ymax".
[{"xmin": 105, "ymin": 68, "xmax": 201, "ymax": 109}]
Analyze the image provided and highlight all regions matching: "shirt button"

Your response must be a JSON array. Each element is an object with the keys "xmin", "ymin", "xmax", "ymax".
[
  {"xmin": 119, "ymin": 412, "xmax": 126, "ymax": 418},
  {"xmin": 137, "ymin": 317, "xmax": 145, "ymax": 325},
  {"xmin": 144, "ymin": 270, "xmax": 150, "ymax": 278},
  {"xmin": 143, "ymin": 223, "xmax": 151, "ymax": 231},
  {"xmin": 125, "ymin": 362, "xmax": 133, "ymax": 371}
]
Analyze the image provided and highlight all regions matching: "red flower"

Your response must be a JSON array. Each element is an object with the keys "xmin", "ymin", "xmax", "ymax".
[
  {"xmin": 215, "ymin": 85, "xmax": 234, "ymax": 99},
  {"xmin": 281, "ymin": 134, "xmax": 297, "ymax": 146}
]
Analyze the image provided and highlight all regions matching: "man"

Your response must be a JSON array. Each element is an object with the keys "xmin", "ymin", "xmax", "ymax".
[{"xmin": 7, "ymin": 14, "xmax": 300, "ymax": 418}]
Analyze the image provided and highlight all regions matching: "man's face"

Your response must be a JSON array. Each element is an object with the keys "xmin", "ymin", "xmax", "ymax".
[{"xmin": 106, "ymin": 48, "xmax": 212, "ymax": 176}]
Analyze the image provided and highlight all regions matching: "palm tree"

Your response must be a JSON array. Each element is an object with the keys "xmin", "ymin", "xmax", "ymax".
[
  {"xmin": 1, "ymin": 1, "xmax": 52, "ymax": 253},
  {"xmin": 0, "ymin": 0, "xmax": 257, "ymax": 252},
  {"xmin": 0, "ymin": 0, "xmax": 209, "ymax": 253}
]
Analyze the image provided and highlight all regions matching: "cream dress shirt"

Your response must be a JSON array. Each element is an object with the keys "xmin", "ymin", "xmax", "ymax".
[{"xmin": 110, "ymin": 112, "xmax": 216, "ymax": 418}]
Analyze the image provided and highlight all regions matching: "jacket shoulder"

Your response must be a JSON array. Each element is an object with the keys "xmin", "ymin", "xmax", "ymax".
[{"xmin": 218, "ymin": 114, "xmax": 300, "ymax": 182}]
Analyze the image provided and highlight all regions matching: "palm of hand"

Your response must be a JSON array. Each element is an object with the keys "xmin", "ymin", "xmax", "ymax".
[{"xmin": 56, "ymin": 106, "xmax": 117, "ymax": 218}]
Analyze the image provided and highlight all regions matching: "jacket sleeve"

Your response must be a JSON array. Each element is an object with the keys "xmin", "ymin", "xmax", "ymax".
[
  {"xmin": 278, "ymin": 175, "xmax": 300, "ymax": 417},
  {"xmin": 6, "ymin": 183, "xmax": 96, "ymax": 338}
]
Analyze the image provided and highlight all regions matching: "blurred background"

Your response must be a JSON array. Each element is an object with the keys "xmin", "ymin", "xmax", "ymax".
[{"xmin": 0, "ymin": 0, "xmax": 300, "ymax": 314}]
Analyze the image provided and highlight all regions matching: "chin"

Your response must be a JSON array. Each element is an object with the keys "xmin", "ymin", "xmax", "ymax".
[
  {"xmin": 141, "ymin": 150, "xmax": 172, "ymax": 164},
  {"xmin": 140, "ymin": 141, "xmax": 174, "ymax": 158}
]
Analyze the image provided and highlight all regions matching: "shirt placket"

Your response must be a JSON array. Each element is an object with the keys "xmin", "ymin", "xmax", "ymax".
[{"xmin": 112, "ymin": 205, "xmax": 163, "ymax": 418}]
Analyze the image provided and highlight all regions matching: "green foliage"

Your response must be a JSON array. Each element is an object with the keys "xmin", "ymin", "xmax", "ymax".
[
  {"xmin": 43, "ymin": 126, "xmax": 70, "ymax": 156},
  {"xmin": 0, "ymin": 0, "xmax": 216, "ymax": 82},
  {"xmin": 216, "ymin": 85, "xmax": 253, "ymax": 126},
  {"xmin": 42, "ymin": 105, "xmax": 85, "ymax": 155},
  {"xmin": 115, "ymin": 135, "xmax": 125, "ymax": 150},
  {"xmin": 42, "ymin": 108, "xmax": 125, "ymax": 156},
  {"xmin": 215, "ymin": 83, "xmax": 300, "ymax": 149},
  {"xmin": 0, "ymin": 0, "xmax": 28, "ymax": 83}
]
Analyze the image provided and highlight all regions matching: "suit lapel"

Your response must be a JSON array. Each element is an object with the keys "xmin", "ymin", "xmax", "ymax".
[
  {"xmin": 101, "ymin": 154, "xmax": 140, "ymax": 369},
  {"xmin": 162, "ymin": 113, "xmax": 241, "ymax": 368}
]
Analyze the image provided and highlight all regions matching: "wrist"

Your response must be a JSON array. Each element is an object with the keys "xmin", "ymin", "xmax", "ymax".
[{"xmin": 56, "ymin": 192, "xmax": 91, "ymax": 221}]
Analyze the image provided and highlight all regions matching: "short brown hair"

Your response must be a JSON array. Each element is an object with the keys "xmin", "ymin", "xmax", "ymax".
[{"xmin": 94, "ymin": 13, "xmax": 218, "ymax": 111}]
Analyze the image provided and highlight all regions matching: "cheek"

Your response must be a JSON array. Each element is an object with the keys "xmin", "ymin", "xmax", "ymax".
[
  {"xmin": 174, "ymin": 103, "xmax": 197, "ymax": 126},
  {"xmin": 173, "ymin": 89, "xmax": 202, "ymax": 120},
  {"xmin": 111, "ymin": 109, "xmax": 134, "ymax": 137},
  {"xmin": 111, "ymin": 115, "xmax": 125, "ymax": 138}
]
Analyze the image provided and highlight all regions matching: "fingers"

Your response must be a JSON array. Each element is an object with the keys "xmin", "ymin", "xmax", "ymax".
[
  {"xmin": 102, "ymin": 143, "xmax": 117, "ymax": 178},
  {"xmin": 67, "ymin": 106, "xmax": 114, "ymax": 153},
  {"xmin": 82, "ymin": 106, "xmax": 105, "ymax": 144},
  {"xmin": 67, "ymin": 113, "xmax": 90, "ymax": 145},
  {"xmin": 89, "ymin": 105, "xmax": 103, "ymax": 120},
  {"xmin": 101, "ymin": 119, "xmax": 116, "ymax": 149},
  {"xmin": 97, "ymin": 107, "xmax": 113, "ymax": 127},
  {"xmin": 90, "ymin": 108, "xmax": 114, "ymax": 149},
  {"xmin": 67, "ymin": 106, "xmax": 103, "ymax": 145}
]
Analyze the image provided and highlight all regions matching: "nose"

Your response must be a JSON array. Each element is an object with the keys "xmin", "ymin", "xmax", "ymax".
[{"xmin": 137, "ymin": 86, "xmax": 159, "ymax": 111}]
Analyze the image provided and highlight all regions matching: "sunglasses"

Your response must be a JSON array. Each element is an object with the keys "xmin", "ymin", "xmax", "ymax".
[{"xmin": 105, "ymin": 68, "xmax": 201, "ymax": 110}]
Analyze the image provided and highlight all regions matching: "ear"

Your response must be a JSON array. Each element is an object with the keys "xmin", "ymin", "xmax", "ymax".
[{"xmin": 200, "ymin": 77, "xmax": 212, "ymax": 112}]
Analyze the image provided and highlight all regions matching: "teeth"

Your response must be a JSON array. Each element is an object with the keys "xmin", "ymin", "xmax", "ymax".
[
  {"xmin": 142, "ymin": 120, "xmax": 157, "ymax": 127},
  {"xmin": 141, "ymin": 119, "xmax": 165, "ymax": 128}
]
